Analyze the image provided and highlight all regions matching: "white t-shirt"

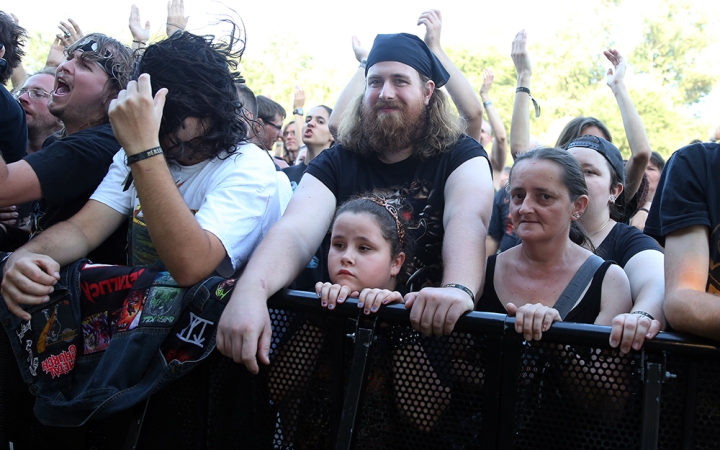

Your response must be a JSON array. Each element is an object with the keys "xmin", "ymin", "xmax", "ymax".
[{"xmin": 90, "ymin": 142, "xmax": 281, "ymax": 274}]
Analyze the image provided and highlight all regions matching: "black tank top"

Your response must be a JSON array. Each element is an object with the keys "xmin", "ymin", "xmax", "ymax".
[{"xmin": 476, "ymin": 254, "xmax": 612, "ymax": 324}]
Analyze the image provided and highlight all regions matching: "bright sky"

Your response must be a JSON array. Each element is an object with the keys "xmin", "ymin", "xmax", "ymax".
[
  {"xmin": 9, "ymin": 0, "xmax": 720, "ymax": 130},
  {"xmin": 11, "ymin": 0, "xmax": 716, "ymax": 62}
]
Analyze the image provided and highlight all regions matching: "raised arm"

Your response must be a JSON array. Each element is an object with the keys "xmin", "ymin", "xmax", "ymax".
[
  {"xmin": 663, "ymin": 225, "xmax": 720, "ymax": 340},
  {"xmin": 108, "ymin": 74, "xmax": 229, "ymax": 286},
  {"xmin": 217, "ymin": 174, "xmax": 338, "ymax": 373},
  {"xmin": 129, "ymin": 5, "xmax": 150, "ymax": 49},
  {"xmin": 166, "ymin": 0, "xmax": 189, "ymax": 37},
  {"xmin": 604, "ymin": 49, "xmax": 650, "ymax": 199},
  {"xmin": 328, "ymin": 36, "xmax": 369, "ymax": 137},
  {"xmin": 292, "ymin": 85, "xmax": 305, "ymax": 142},
  {"xmin": 479, "ymin": 68, "xmax": 508, "ymax": 189},
  {"xmin": 55, "ymin": 18, "xmax": 83, "ymax": 49},
  {"xmin": 418, "ymin": 10, "xmax": 483, "ymax": 140},
  {"xmin": 510, "ymin": 30, "xmax": 532, "ymax": 159}
]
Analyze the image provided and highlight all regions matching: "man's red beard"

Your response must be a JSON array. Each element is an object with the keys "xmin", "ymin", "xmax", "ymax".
[{"xmin": 360, "ymin": 98, "xmax": 427, "ymax": 156}]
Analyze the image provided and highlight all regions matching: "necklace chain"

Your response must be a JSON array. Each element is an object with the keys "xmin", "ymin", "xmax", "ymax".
[{"xmin": 590, "ymin": 218, "xmax": 612, "ymax": 237}]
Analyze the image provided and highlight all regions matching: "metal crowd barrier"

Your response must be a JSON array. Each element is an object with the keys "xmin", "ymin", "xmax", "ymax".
[{"xmin": 1, "ymin": 290, "xmax": 719, "ymax": 449}]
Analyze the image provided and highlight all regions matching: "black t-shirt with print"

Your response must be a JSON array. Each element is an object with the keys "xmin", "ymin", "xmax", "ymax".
[
  {"xmin": 306, "ymin": 134, "xmax": 487, "ymax": 291},
  {"xmin": 24, "ymin": 123, "xmax": 127, "ymax": 264},
  {"xmin": 645, "ymin": 142, "xmax": 720, "ymax": 293}
]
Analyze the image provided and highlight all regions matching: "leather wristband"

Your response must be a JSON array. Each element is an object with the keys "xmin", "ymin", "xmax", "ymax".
[
  {"xmin": 126, "ymin": 146, "xmax": 163, "ymax": 165},
  {"xmin": 443, "ymin": 283, "xmax": 475, "ymax": 303},
  {"xmin": 516, "ymin": 87, "xmax": 541, "ymax": 118}
]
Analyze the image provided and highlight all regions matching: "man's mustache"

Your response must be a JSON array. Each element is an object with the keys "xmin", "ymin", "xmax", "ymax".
[{"xmin": 373, "ymin": 100, "xmax": 404, "ymax": 112}]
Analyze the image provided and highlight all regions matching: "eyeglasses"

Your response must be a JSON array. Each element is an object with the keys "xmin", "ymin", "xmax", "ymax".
[
  {"xmin": 262, "ymin": 119, "xmax": 283, "ymax": 132},
  {"xmin": 283, "ymin": 129, "xmax": 295, "ymax": 137},
  {"xmin": 14, "ymin": 88, "xmax": 51, "ymax": 100}
]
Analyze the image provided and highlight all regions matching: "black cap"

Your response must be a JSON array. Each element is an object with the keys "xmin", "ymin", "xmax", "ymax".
[{"xmin": 567, "ymin": 135, "xmax": 625, "ymax": 185}]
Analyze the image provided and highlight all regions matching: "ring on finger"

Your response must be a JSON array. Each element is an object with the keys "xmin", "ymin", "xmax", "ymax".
[{"xmin": 64, "ymin": 32, "xmax": 71, "ymax": 38}]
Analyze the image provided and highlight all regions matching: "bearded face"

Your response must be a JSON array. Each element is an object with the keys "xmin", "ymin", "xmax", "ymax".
[
  {"xmin": 360, "ymin": 96, "xmax": 428, "ymax": 156},
  {"xmin": 359, "ymin": 61, "xmax": 434, "ymax": 157}
]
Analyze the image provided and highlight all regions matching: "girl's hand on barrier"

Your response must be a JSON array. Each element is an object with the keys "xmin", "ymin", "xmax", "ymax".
[
  {"xmin": 507, "ymin": 302, "xmax": 561, "ymax": 341},
  {"xmin": 315, "ymin": 282, "xmax": 358, "ymax": 310},
  {"xmin": 358, "ymin": 289, "xmax": 403, "ymax": 315}
]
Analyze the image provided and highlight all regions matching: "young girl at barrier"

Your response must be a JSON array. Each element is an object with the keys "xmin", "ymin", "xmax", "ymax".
[{"xmin": 314, "ymin": 195, "xmax": 408, "ymax": 315}]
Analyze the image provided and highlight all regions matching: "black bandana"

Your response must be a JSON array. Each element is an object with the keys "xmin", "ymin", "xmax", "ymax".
[{"xmin": 365, "ymin": 33, "xmax": 450, "ymax": 88}]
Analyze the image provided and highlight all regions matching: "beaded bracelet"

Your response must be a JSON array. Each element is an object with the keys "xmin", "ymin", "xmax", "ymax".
[{"xmin": 443, "ymin": 283, "xmax": 475, "ymax": 303}]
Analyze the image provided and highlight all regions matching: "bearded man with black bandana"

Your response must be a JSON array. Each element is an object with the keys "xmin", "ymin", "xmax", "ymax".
[{"xmin": 218, "ymin": 32, "xmax": 494, "ymax": 374}]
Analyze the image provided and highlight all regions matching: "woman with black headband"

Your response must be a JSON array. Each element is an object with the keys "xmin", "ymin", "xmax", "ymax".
[{"xmin": 566, "ymin": 134, "xmax": 665, "ymax": 352}]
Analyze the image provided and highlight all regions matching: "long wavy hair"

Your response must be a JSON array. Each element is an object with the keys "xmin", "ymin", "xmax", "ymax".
[
  {"xmin": 135, "ymin": 27, "xmax": 247, "ymax": 162},
  {"xmin": 337, "ymin": 73, "xmax": 464, "ymax": 160}
]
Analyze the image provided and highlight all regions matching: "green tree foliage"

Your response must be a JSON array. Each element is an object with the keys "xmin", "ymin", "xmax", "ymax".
[
  {"xmin": 631, "ymin": 0, "xmax": 715, "ymax": 105},
  {"xmin": 238, "ymin": 35, "xmax": 349, "ymax": 115}
]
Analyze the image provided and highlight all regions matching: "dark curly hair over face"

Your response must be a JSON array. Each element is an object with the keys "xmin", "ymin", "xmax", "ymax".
[
  {"xmin": 0, "ymin": 11, "xmax": 28, "ymax": 85},
  {"xmin": 135, "ymin": 29, "xmax": 247, "ymax": 162}
]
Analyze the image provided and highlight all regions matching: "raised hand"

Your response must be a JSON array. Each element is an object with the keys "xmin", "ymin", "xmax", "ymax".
[
  {"xmin": 293, "ymin": 85, "xmax": 306, "ymax": 110},
  {"xmin": 57, "ymin": 18, "xmax": 83, "ymax": 48},
  {"xmin": 129, "ymin": 5, "xmax": 151, "ymax": 45},
  {"xmin": 167, "ymin": 0, "xmax": 190, "ymax": 37},
  {"xmin": 417, "ymin": 9, "xmax": 443, "ymax": 52},
  {"xmin": 108, "ymin": 74, "xmax": 167, "ymax": 156},
  {"xmin": 479, "ymin": 68, "xmax": 494, "ymax": 100},
  {"xmin": 511, "ymin": 29, "xmax": 532, "ymax": 78},
  {"xmin": 351, "ymin": 36, "xmax": 369, "ymax": 63},
  {"xmin": 604, "ymin": 48, "xmax": 627, "ymax": 90}
]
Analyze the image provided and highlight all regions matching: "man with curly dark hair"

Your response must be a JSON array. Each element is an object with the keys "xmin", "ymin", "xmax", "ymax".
[
  {"xmin": 2, "ymin": 30, "xmax": 282, "ymax": 319},
  {"xmin": 0, "ymin": 33, "xmax": 134, "ymax": 262}
]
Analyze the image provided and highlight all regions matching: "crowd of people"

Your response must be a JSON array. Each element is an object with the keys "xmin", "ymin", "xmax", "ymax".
[{"xmin": 0, "ymin": 1, "xmax": 719, "ymax": 440}]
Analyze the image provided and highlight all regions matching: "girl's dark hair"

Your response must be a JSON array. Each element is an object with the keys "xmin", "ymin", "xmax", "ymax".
[
  {"xmin": 333, "ymin": 194, "xmax": 413, "ymax": 263},
  {"xmin": 0, "ymin": 12, "xmax": 27, "ymax": 85},
  {"xmin": 135, "ymin": 27, "xmax": 247, "ymax": 162},
  {"xmin": 650, "ymin": 151, "xmax": 665, "ymax": 171},
  {"xmin": 555, "ymin": 117, "xmax": 612, "ymax": 148},
  {"xmin": 510, "ymin": 147, "xmax": 594, "ymax": 250}
]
